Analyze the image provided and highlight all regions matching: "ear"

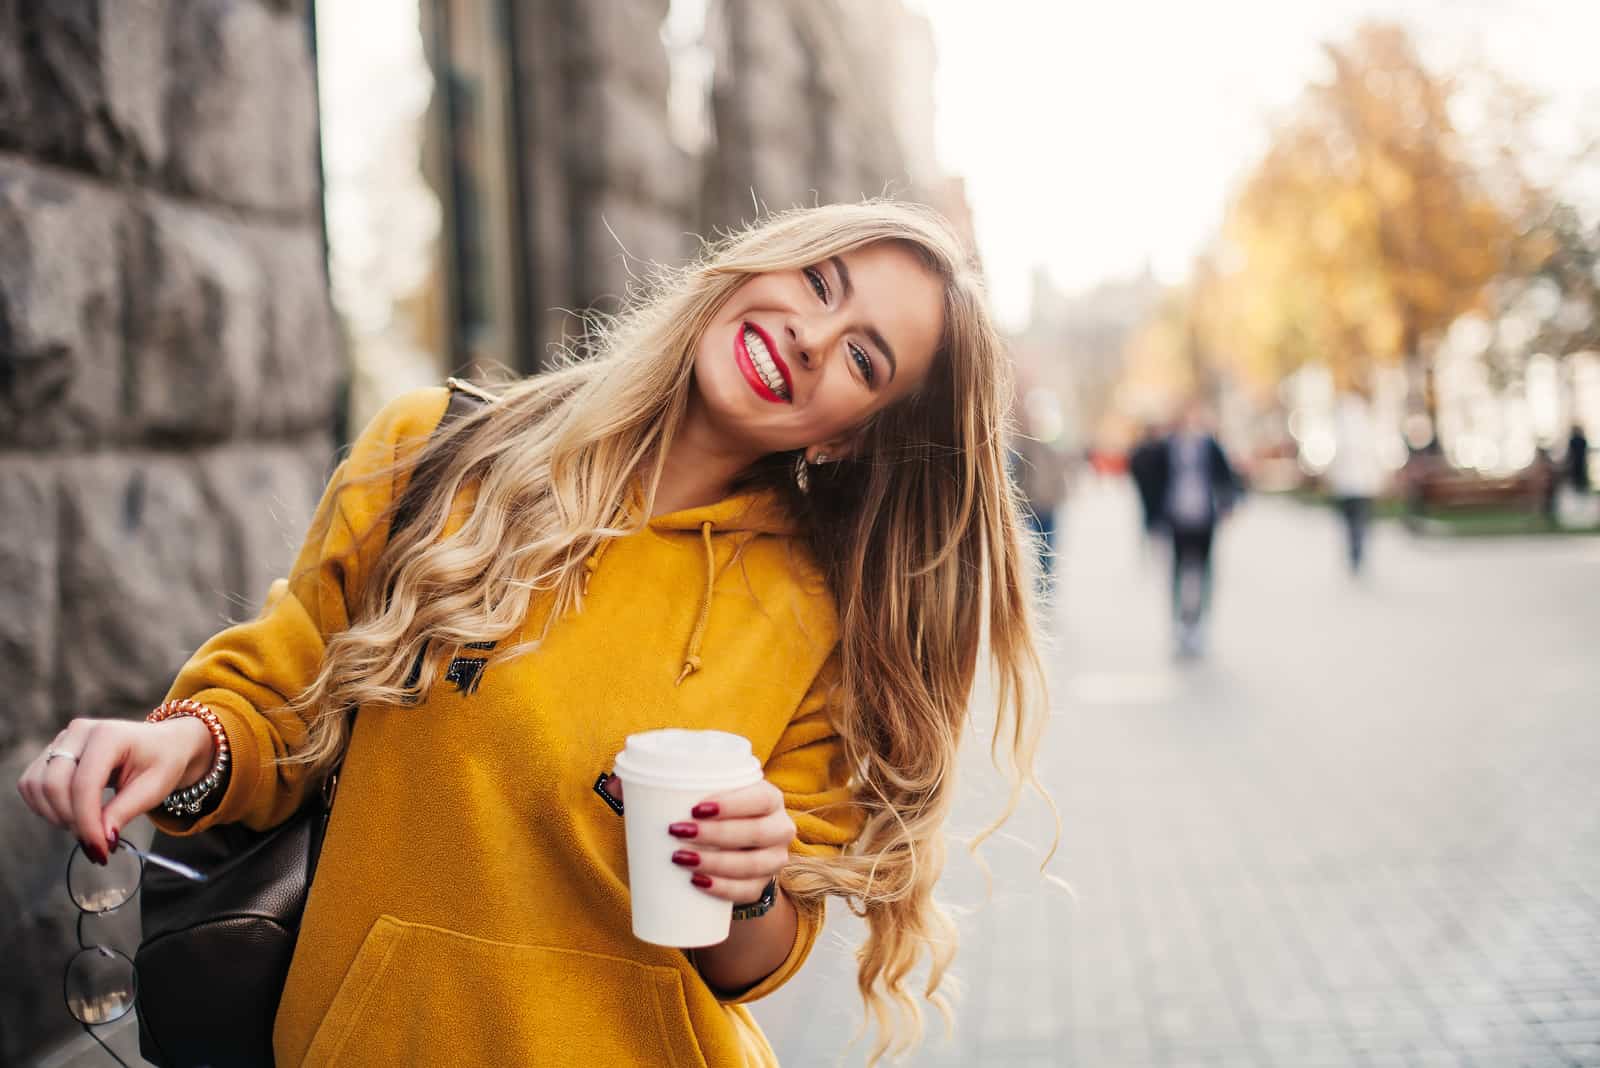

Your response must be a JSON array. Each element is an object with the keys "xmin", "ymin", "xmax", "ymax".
[{"xmin": 805, "ymin": 433, "xmax": 859, "ymax": 464}]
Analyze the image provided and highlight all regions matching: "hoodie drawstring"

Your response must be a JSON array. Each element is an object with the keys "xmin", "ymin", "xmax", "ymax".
[{"xmin": 676, "ymin": 521, "xmax": 716, "ymax": 685}]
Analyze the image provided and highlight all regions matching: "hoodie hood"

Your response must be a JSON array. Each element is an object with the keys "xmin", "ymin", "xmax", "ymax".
[{"xmin": 645, "ymin": 487, "xmax": 799, "ymax": 536}]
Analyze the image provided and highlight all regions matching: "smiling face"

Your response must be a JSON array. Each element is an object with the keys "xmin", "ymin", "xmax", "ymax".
[{"xmin": 689, "ymin": 241, "xmax": 946, "ymax": 463}]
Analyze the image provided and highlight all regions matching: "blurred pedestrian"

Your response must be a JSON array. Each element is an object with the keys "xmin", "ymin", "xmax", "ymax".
[
  {"xmin": 1328, "ymin": 388, "xmax": 1383, "ymax": 575},
  {"xmin": 1143, "ymin": 399, "xmax": 1243, "ymax": 656},
  {"xmin": 15, "ymin": 203, "xmax": 1050, "ymax": 1067},
  {"xmin": 1128, "ymin": 422, "xmax": 1165, "ymax": 550},
  {"xmin": 1569, "ymin": 423, "xmax": 1591, "ymax": 493},
  {"xmin": 1011, "ymin": 389, "xmax": 1072, "ymax": 588}
]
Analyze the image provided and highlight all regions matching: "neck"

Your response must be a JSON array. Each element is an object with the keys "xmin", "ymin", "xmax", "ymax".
[{"xmin": 653, "ymin": 395, "xmax": 762, "ymax": 516}]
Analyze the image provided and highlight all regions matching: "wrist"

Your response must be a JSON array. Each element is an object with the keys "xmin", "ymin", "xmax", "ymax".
[
  {"xmin": 163, "ymin": 716, "xmax": 216, "ymax": 787},
  {"xmin": 732, "ymin": 878, "xmax": 779, "ymax": 921},
  {"xmin": 146, "ymin": 698, "xmax": 230, "ymax": 815}
]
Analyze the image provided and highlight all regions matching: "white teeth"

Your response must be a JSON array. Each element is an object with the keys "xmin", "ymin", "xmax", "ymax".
[{"xmin": 743, "ymin": 327, "xmax": 789, "ymax": 398}]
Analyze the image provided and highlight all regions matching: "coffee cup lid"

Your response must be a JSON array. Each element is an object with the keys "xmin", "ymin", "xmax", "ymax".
[{"xmin": 613, "ymin": 729, "xmax": 762, "ymax": 790}]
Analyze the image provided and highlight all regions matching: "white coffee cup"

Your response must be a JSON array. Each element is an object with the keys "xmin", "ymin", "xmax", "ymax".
[{"xmin": 613, "ymin": 729, "xmax": 763, "ymax": 947}]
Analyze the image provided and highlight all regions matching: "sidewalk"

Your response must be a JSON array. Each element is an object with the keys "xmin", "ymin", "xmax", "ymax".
[{"xmin": 756, "ymin": 480, "xmax": 1600, "ymax": 1067}]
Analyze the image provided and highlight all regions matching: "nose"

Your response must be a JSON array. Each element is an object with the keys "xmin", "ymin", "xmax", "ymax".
[
  {"xmin": 785, "ymin": 322, "xmax": 814, "ymax": 372},
  {"xmin": 785, "ymin": 315, "xmax": 840, "ymax": 374}
]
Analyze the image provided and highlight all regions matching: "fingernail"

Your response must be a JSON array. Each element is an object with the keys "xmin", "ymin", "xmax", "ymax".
[
  {"xmin": 671, "ymin": 849, "xmax": 700, "ymax": 867},
  {"xmin": 668, "ymin": 822, "xmax": 698, "ymax": 839},
  {"xmin": 691, "ymin": 873, "xmax": 713, "ymax": 889},
  {"xmin": 691, "ymin": 802, "xmax": 719, "ymax": 819},
  {"xmin": 107, "ymin": 828, "xmax": 119, "ymax": 850}
]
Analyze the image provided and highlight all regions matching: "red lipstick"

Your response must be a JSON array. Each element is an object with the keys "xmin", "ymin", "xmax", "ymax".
[{"xmin": 734, "ymin": 322, "xmax": 792, "ymax": 404}]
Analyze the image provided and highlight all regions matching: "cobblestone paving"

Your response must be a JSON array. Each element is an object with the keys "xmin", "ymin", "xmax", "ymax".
[{"xmin": 757, "ymin": 484, "xmax": 1600, "ymax": 1067}]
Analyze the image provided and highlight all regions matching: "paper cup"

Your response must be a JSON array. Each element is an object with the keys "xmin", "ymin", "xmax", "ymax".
[{"xmin": 613, "ymin": 729, "xmax": 762, "ymax": 947}]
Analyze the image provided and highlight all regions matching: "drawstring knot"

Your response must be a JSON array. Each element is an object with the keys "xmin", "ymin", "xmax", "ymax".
[{"xmin": 676, "ymin": 521, "xmax": 715, "ymax": 685}]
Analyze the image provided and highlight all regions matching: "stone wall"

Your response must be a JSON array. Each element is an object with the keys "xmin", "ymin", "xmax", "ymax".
[
  {"xmin": 505, "ymin": 0, "xmax": 919, "ymax": 363},
  {"xmin": 0, "ymin": 0, "xmax": 928, "ymax": 1059},
  {"xmin": 0, "ymin": 2, "xmax": 341, "ymax": 1061},
  {"xmin": 705, "ymin": 0, "xmax": 914, "ymax": 235}
]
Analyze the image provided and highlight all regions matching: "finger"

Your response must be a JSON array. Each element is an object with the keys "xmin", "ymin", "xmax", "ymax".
[
  {"xmin": 16, "ymin": 758, "xmax": 51, "ymax": 824},
  {"xmin": 689, "ymin": 872, "xmax": 773, "ymax": 904},
  {"xmin": 70, "ymin": 726, "xmax": 123, "ymax": 859},
  {"xmin": 674, "ymin": 810, "xmax": 795, "ymax": 851},
  {"xmin": 684, "ymin": 844, "xmax": 790, "ymax": 882},
  {"xmin": 688, "ymin": 780, "xmax": 783, "ymax": 820},
  {"xmin": 102, "ymin": 770, "xmax": 181, "ymax": 845},
  {"xmin": 38, "ymin": 734, "xmax": 90, "ymax": 829}
]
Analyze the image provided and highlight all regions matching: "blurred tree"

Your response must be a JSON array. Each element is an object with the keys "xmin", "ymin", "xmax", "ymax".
[
  {"xmin": 1525, "ymin": 202, "xmax": 1600, "ymax": 360},
  {"xmin": 1199, "ymin": 23, "xmax": 1536, "ymax": 414}
]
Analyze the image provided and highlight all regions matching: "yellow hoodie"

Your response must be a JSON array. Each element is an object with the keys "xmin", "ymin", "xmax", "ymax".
[{"xmin": 154, "ymin": 386, "xmax": 861, "ymax": 1067}]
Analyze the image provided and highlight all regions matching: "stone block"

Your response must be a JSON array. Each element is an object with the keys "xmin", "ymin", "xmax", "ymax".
[
  {"xmin": 0, "ymin": 0, "xmax": 27, "ymax": 151},
  {"xmin": 199, "ymin": 436, "xmax": 333, "ymax": 614},
  {"xmin": 581, "ymin": 197, "xmax": 696, "ymax": 310},
  {"xmin": 0, "ymin": 161, "xmax": 126, "ymax": 447},
  {"xmin": 253, "ymin": 228, "xmax": 343, "ymax": 435},
  {"xmin": 57, "ymin": 454, "xmax": 230, "ymax": 720},
  {"xmin": 576, "ymin": 0, "xmax": 671, "ymax": 101},
  {"xmin": 0, "ymin": 1, "xmax": 169, "ymax": 179},
  {"xmin": 0, "ymin": 741, "xmax": 81, "ymax": 1065},
  {"xmin": 166, "ymin": 0, "xmax": 319, "ymax": 215},
  {"xmin": 125, "ymin": 198, "xmax": 267, "ymax": 438},
  {"xmin": 0, "ymin": 462, "xmax": 57, "ymax": 750},
  {"xmin": 576, "ymin": 80, "xmax": 698, "ymax": 215}
]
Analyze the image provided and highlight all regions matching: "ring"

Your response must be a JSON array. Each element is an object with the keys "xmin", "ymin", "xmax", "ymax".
[{"xmin": 45, "ymin": 748, "xmax": 80, "ymax": 764}]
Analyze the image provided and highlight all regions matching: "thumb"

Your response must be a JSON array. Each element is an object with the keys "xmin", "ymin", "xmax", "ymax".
[{"xmin": 102, "ymin": 769, "xmax": 181, "ymax": 843}]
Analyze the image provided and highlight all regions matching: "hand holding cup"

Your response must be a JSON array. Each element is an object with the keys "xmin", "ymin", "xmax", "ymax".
[
  {"xmin": 613, "ymin": 729, "xmax": 788, "ymax": 946},
  {"xmin": 640, "ymin": 778, "xmax": 795, "ymax": 905}
]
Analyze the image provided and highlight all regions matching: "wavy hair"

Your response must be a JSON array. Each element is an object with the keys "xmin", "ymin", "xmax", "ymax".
[{"xmin": 287, "ymin": 201, "xmax": 1051, "ymax": 1064}]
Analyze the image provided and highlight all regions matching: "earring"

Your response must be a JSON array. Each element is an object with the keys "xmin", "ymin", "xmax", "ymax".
[
  {"xmin": 794, "ymin": 453, "xmax": 810, "ymax": 493},
  {"xmin": 815, "ymin": 452, "xmax": 830, "ymax": 465}
]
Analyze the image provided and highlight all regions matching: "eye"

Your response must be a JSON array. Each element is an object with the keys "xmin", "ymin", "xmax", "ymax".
[
  {"xmin": 803, "ymin": 265, "xmax": 830, "ymax": 302},
  {"xmin": 849, "ymin": 342, "xmax": 875, "ymax": 385}
]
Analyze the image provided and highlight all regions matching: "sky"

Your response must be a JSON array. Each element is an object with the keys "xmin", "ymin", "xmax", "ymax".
[{"xmin": 913, "ymin": 0, "xmax": 1600, "ymax": 330}]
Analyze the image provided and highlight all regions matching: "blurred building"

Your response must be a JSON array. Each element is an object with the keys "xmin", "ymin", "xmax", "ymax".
[
  {"xmin": 0, "ymin": 0, "xmax": 954, "ymax": 1062},
  {"xmin": 1012, "ymin": 265, "xmax": 1165, "ymax": 450},
  {"xmin": 336, "ymin": 0, "xmax": 958, "ymax": 428}
]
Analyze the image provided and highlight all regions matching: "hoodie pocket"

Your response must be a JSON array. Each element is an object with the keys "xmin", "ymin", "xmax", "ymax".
[{"xmin": 305, "ymin": 915, "xmax": 709, "ymax": 1068}]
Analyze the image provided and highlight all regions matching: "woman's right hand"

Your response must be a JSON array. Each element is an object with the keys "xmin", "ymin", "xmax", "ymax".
[{"xmin": 16, "ymin": 716, "xmax": 215, "ymax": 863}]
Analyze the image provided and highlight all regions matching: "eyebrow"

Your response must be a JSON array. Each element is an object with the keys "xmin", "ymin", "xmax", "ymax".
[{"xmin": 829, "ymin": 255, "xmax": 898, "ymax": 383}]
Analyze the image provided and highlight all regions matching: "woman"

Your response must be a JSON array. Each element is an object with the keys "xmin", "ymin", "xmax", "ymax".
[{"xmin": 19, "ymin": 202, "xmax": 1049, "ymax": 1066}]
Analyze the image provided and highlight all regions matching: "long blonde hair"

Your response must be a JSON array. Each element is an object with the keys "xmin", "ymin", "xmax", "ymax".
[{"xmin": 291, "ymin": 201, "xmax": 1050, "ymax": 1063}]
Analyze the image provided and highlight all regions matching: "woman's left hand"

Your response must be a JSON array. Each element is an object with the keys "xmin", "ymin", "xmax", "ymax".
[{"xmin": 668, "ymin": 779, "xmax": 795, "ymax": 904}]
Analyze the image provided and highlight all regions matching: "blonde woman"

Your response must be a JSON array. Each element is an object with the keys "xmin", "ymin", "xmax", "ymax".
[{"xmin": 19, "ymin": 202, "xmax": 1048, "ymax": 1066}]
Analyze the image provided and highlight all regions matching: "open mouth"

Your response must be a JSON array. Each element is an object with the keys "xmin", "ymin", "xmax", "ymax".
[{"xmin": 736, "ymin": 323, "xmax": 791, "ymax": 403}]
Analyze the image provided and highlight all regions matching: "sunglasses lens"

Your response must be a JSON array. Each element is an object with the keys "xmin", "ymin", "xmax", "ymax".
[
  {"xmin": 64, "ymin": 946, "xmax": 136, "ymax": 1025},
  {"xmin": 67, "ymin": 842, "xmax": 139, "ymax": 913}
]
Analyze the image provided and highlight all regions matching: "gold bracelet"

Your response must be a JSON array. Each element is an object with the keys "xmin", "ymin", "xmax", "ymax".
[{"xmin": 146, "ymin": 699, "xmax": 231, "ymax": 816}]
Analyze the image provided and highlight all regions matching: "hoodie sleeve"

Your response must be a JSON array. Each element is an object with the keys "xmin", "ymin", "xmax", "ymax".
[
  {"xmin": 717, "ymin": 651, "xmax": 863, "ymax": 1004},
  {"xmin": 149, "ymin": 388, "xmax": 452, "ymax": 836}
]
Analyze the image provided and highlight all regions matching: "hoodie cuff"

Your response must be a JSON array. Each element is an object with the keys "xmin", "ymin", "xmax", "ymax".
[{"xmin": 144, "ymin": 689, "xmax": 266, "ymax": 837}]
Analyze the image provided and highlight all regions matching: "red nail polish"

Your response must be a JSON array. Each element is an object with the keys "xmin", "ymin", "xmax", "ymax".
[
  {"xmin": 669, "ymin": 822, "xmax": 698, "ymax": 838},
  {"xmin": 671, "ymin": 850, "xmax": 700, "ymax": 867},
  {"xmin": 108, "ymin": 828, "xmax": 120, "ymax": 850},
  {"xmin": 691, "ymin": 802, "xmax": 719, "ymax": 819},
  {"xmin": 691, "ymin": 873, "xmax": 713, "ymax": 889}
]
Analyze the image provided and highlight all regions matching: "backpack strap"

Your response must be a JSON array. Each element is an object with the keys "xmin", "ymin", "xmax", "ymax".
[{"xmin": 390, "ymin": 381, "xmax": 493, "ymax": 538}]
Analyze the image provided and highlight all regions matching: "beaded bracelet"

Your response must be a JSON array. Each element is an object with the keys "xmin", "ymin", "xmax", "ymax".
[{"xmin": 145, "ymin": 698, "xmax": 231, "ymax": 816}]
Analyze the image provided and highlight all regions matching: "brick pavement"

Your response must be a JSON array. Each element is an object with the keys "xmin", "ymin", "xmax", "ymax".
[{"xmin": 756, "ymin": 484, "xmax": 1600, "ymax": 1067}]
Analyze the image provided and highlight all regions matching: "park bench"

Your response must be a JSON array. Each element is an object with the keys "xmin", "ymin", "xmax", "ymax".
[{"xmin": 1405, "ymin": 464, "xmax": 1552, "ymax": 515}]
